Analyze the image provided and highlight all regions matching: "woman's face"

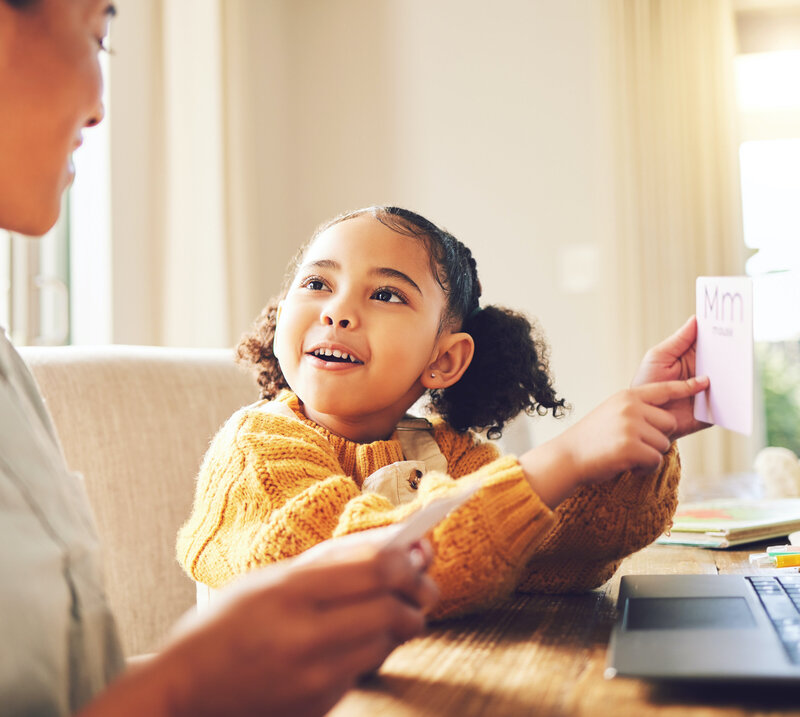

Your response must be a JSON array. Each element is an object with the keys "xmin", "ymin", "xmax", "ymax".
[{"xmin": 0, "ymin": 0, "xmax": 114, "ymax": 235}]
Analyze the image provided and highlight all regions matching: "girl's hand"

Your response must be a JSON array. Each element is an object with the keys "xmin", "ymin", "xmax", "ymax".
[
  {"xmin": 520, "ymin": 378, "xmax": 709, "ymax": 508},
  {"xmin": 631, "ymin": 316, "xmax": 711, "ymax": 440}
]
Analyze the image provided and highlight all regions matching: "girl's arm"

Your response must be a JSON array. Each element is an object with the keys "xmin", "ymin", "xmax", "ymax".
[
  {"xmin": 517, "ymin": 443, "xmax": 680, "ymax": 594},
  {"xmin": 518, "ymin": 377, "xmax": 707, "ymax": 508},
  {"xmin": 333, "ymin": 423, "xmax": 559, "ymax": 618},
  {"xmin": 506, "ymin": 379, "xmax": 702, "ymax": 594},
  {"xmin": 333, "ymin": 381, "xmax": 698, "ymax": 618},
  {"xmin": 508, "ymin": 322, "xmax": 708, "ymax": 593},
  {"xmin": 402, "ymin": 380, "xmax": 698, "ymax": 610},
  {"xmin": 177, "ymin": 407, "xmax": 365, "ymax": 588}
]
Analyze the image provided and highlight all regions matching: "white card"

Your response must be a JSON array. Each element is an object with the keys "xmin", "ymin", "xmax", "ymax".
[{"xmin": 693, "ymin": 276, "xmax": 754, "ymax": 435}]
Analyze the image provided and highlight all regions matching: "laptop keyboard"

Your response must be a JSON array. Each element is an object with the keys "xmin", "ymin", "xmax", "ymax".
[{"xmin": 748, "ymin": 575, "xmax": 800, "ymax": 664}]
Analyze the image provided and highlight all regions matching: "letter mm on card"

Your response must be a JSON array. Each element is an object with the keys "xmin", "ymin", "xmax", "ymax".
[{"xmin": 693, "ymin": 276, "xmax": 754, "ymax": 435}]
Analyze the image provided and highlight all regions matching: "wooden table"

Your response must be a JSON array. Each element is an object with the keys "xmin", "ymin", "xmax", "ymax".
[{"xmin": 329, "ymin": 543, "xmax": 800, "ymax": 716}]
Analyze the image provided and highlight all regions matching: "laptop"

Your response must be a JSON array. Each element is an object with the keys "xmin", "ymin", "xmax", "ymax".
[{"xmin": 606, "ymin": 574, "xmax": 800, "ymax": 682}]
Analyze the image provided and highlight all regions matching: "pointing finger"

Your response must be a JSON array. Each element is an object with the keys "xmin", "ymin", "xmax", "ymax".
[{"xmin": 635, "ymin": 376, "xmax": 709, "ymax": 406}]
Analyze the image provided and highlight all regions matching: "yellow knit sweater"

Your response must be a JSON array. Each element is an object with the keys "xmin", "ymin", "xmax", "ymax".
[{"xmin": 177, "ymin": 391, "xmax": 681, "ymax": 618}]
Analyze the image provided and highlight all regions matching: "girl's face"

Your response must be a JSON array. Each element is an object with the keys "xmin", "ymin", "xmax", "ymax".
[
  {"xmin": 0, "ymin": 0, "xmax": 114, "ymax": 235},
  {"xmin": 274, "ymin": 215, "xmax": 467, "ymax": 442}
]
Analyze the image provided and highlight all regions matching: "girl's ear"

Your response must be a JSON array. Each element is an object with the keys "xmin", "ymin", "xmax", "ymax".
[{"xmin": 421, "ymin": 332, "xmax": 474, "ymax": 390}]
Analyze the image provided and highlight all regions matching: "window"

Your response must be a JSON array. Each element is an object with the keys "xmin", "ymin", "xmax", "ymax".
[
  {"xmin": 735, "ymin": 50, "xmax": 800, "ymax": 454},
  {"xmin": 0, "ymin": 200, "xmax": 70, "ymax": 346}
]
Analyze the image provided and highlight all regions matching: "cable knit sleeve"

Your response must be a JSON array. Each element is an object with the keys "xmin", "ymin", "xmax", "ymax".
[
  {"xmin": 333, "ymin": 423, "xmax": 557, "ymax": 619},
  {"xmin": 176, "ymin": 406, "xmax": 363, "ymax": 588},
  {"xmin": 517, "ymin": 443, "xmax": 682, "ymax": 594}
]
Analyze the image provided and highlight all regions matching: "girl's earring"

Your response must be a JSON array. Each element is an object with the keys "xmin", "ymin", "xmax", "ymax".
[{"xmin": 430, "ymin": 372, "xmax": 436, "ymax": 378}]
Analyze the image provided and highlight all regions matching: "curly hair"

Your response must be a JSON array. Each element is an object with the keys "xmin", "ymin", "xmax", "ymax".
[
  {"xmin": 236, "ymin": 205, "xmax": 567, "ymax": 438},
  {"xmin": 235, "ymin": 298, "xmax": 288, "ymax": 400}
]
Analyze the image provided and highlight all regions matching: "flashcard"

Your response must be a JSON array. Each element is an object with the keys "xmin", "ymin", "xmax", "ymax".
[{"xmin": 693, "ymin": 276, "xmax": 754, "ymax": 435}]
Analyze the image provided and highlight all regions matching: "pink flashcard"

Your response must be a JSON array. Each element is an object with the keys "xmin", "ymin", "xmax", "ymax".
[{"xmin": 693, "ymin": 276, "xmax": 754, "ymax": 435}]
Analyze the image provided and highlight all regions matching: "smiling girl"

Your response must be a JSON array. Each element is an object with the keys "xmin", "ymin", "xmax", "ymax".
[{"xmin": 178, "ymin": 205, "xmax": 709, "ymax": 616}]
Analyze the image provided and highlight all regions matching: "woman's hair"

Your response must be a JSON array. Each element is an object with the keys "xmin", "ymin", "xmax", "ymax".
[
  {"xmin": 3, "ymin": 0, "xmax": 39, "ymax": 7},
  {"xmin": 237, "ymin": 206, "xmax": 568, "ymax": 438}
]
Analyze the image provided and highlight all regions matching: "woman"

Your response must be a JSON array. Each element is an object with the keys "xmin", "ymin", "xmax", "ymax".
[{"xmin": 0, "ymin": 1, "xmax": 438, "ymax": 716}]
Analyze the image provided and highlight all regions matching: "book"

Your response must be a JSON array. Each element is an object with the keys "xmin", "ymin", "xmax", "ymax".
[{"xmin": 656, "ymin": 498, "xmax": 800, "ymax": 549}]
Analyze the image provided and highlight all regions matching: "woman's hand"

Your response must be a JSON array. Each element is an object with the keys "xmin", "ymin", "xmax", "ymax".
[
  {"xmin": 520, "ymin": 378, "xmax": 708, "ymax": 508},
  {"xmin": 631, "ymin": 316, "xmax": 711, "ymax": 440},
  {"xmin": 79, "ymin": 544, "xmax": 438, "ymax": 717}
]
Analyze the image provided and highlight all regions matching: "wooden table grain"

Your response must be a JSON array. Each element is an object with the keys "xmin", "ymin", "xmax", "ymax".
[{"xmin": 329, "ymin": 543, "xmax": 800, "ymax": 716}]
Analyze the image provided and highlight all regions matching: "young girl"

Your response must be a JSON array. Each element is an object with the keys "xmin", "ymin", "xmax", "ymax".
[{"xmin": 177, "ymin": 205, "xmax": 707, "ymax": 617}]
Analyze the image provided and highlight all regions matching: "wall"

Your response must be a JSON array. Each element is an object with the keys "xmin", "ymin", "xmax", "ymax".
[
  {"xmin": 109, "ymin": 0, "xmax": 620, "ymax": 440},
  {"xmin": 241, "ymin": 0, "xmax": 618, "ymax": 442}
]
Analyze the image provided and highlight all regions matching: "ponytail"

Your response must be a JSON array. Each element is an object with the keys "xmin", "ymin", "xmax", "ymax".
[{"xmin": 429, "ymin": 305, "xmax": 567, "ymax": 439}]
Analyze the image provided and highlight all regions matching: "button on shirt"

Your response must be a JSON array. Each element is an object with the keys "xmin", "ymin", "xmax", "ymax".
[{"xmin": 0, "ymin": 330, "xmax": 124, "ymax": 716}]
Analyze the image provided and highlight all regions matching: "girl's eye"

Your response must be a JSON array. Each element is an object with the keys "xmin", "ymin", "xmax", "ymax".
[
  {"xmin": 300, "ymin": 277, "xmax": 329, "ymax": 292},
  {"xmin": 372, "ymin": 288, "xmax": 405, "ymax": 304}
]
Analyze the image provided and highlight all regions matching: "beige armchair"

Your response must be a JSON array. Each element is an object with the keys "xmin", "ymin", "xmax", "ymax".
[{"xmin": 20, "ymin": 345, "xmax": 257, "ymax": 657}]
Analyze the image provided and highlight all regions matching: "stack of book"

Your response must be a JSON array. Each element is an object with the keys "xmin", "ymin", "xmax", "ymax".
[{"xmin": 657, "ymin": 498, "xmax": 800, "ymax": 549}]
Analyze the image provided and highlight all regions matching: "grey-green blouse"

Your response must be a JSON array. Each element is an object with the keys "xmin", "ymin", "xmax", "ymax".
[{"xmin": 0, "ymin": 329, "xmax": 124, "ymax": 716}]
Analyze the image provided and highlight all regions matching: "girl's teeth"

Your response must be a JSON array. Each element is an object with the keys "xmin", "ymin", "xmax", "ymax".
[{"xmin": 313, "ymin": 348, "xmax": 356, "ymax": 362}]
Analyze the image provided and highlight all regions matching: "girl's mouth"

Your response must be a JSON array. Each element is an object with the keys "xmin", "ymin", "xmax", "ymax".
[{"xmin": 309, "ymin": 348, "xmax": 363, "ymax": 364}]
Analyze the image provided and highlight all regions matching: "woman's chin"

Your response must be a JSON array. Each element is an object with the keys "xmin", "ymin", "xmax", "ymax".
[{"xmin": 10, "ymin": 203, "xmax": 62, "ymax": 237}]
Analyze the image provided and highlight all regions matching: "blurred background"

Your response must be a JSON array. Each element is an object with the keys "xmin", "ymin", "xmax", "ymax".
[{"xmin": 2, "ymin": 0, "xmax": 798, "ymax": 491}]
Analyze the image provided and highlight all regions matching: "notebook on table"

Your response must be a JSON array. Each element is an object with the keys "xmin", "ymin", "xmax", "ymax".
[
  {"xmin": 606, "ymin": 574, "xmax": 800, "ymax": 682},
  {"xmin": 656, "ymin": 499, "xmax": 800, "ymax": 549}
]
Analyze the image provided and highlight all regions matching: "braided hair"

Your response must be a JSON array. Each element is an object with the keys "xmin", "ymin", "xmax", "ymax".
[{"xmin": 236, "ymin": 206, "xmax": 567, "ymax": 439}]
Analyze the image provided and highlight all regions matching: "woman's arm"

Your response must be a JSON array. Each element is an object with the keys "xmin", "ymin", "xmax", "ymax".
[{"xmin": 80, "ymin": 546, "xmax": 439, "ymax": 717}]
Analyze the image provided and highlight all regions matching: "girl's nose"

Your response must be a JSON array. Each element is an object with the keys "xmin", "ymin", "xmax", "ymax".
[{"xmin": 320, "ymin": 302, "xmax": 355, "ymax": 329}]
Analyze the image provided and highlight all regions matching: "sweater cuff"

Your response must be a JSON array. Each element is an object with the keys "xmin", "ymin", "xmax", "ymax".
[{"xmin": 607, "ymin": 442, "xmax": 681, "ymax": 506}]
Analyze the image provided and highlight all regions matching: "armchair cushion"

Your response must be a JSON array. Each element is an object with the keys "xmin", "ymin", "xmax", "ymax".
[{"xmin": 19, "ymin": 345, "xmax": 256, "ymax": 657}]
